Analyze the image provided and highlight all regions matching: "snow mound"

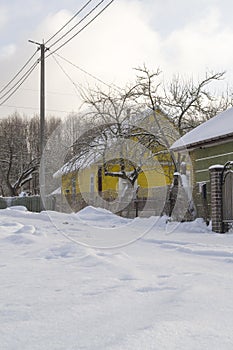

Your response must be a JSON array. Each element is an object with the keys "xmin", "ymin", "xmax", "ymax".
[
  {"xmin": 74, "ymin": 206, "xmax": 131, "ymax": 227},
  {"xmin": 15, "ymin": 225, "xmax": 36, "ymax": 235},
  {"xmin": 175, "ymin": 218, "xmax": 211, "ymax": 233},
  {"xmin": 6, "ymin": 205, "xmax": 28, "ymax": 211},
  {"xmin": 160, "ymin": 218, "xmax": 210, "ymax": 235},
  {"xmin": 77, "ymin": 205, "xmax": 117, "ymax": 217},
  {"xmin": 0, "ymin": 222, "xmax": 24, "ymax": 233}
]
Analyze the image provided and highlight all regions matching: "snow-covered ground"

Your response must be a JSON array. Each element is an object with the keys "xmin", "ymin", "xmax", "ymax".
[{"xmin": 1, "ymin": 206, "xmax": 233, "ymax": 349}]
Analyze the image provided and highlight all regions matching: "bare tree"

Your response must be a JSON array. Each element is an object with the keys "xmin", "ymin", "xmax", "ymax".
[
  {"xmin": 161, "ymin": 71, "xmax": 229, "ymax": 135},
  {"xmin": 134, "ymin": 66, "xmax": 230, "ymax": 217},
  {"xmin": 78, "ymin": 85, "xmax": 157, "ymax": 196},
  {"xmin": 0, "ymin": 113, "xmax": 37, "ymax": 196},
  {"xmin": 0, "ymin": 113, "xmax": 62, "ymax": 196},
  {"xmin": 63, "ymin": 66, "xmax": 231, "ymax": 217}
]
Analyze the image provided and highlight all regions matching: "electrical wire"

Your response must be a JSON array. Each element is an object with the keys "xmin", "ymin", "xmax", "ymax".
[
  {"xmin": 0, "ymin": 0, "xmax": 115, "ymax": 108},
  {"xmin": 0, "ymin": 104, "xmax": 72, "ymax": 114},
  {"xmin": 51, "ymin": 54, "xmax": 81, "ymax": 96},
  {"xmin": 21, "ymin": 88, "xmax": 78, "ymax": 97},
  {"xmin": 0, "ymin": 48, "xmax": 39, "ymax": 95},
  {"xmin": 48, "ymin": 0, "xmax": 105, "ymax": 50},
  {"xmin": 0, "ymin": 62, "xmax": 38, "ymax": 106},
  {"xmin": 47, "ymin": 0, "xmax": 115, "ymax": 56},
  {"xmin": 0, "ymin": 0, "xmax": 96, "ymax": 102},
  {"xmin": 54, "ymin": 52, "xmax": 122, "ymax": 91},
  {"xmin": 45, "ymin": 0, "xmax": 94, "ymax": 45},
  {"xmin": 0, "ymin": 59, "xmax": 40, "ymax": 101}
]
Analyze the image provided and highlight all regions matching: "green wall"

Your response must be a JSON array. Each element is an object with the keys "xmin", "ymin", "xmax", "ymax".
[
  {"xmin": 192, "ymin": 140, "xmax": 233, "ymax": 183},
  {"xmin": 190, "ymin": 139, "xmax": 233, "ymax": 220}
]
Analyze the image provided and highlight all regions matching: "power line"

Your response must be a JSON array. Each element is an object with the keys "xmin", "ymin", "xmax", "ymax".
[
  {"xmin": 0, "ymin": 59, "xmax": 39, "ymax": 101},
  {"xmin": 54, "ymin": 52, "xmax": 122, "ymax": 91},
  {"xmin": 51, "ymin": 54, "xmax": 81, "ymax": 97},
  {"xmin": 45, "ymin": 0, "xmax": 94, "ymax": 45},
  {"xmin": 0, "ymin": 48, "xmax": 39, "ymax": 95},
  {"xmin": 48, "ymin": 0, "xmax": 105, "ymax": 50},
  {"xmin": 0, "ymin": 104, "xmax": 73, "ymax": 114},
  {"xmin": 0, "ymin": 0, "xmax": 115, "ymax": 108},
  {"xmin": 47, "ymin": 0, "xmax": 115, "ymax": 56},
  {"xmin": 0, "ymin": 62, "xmax": 38, "ymax": 106},
  {"xmin": 21, "ymin": 88, "xmax": 79, "ymax": 97}
]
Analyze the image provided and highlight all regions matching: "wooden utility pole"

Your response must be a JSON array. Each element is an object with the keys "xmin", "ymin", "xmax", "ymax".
[
  {"xmin": 28, "ymin": 39, "xmax": 46, "ymax": 203},
  {"xmin": 40, "ymin": 42, "xmax": 45, "ymax": 159}
]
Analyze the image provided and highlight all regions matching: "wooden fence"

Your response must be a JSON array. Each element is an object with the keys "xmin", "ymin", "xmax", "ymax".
[
  {"xmin": 62, "ymin": 191, "xmax": 170, "ymax": 218},
  {"xmin": 0, "ymin": 196, "xmax": 56, "ymax": 212}
]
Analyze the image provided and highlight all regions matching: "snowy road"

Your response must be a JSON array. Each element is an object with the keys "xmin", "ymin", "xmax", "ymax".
[{"xmin": 1, "ymin": 206, "xmax": 233, "ymax": 349}]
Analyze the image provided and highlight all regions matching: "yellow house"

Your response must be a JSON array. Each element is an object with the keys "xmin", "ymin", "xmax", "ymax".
[
  {"xmin": 59, "ymin": 149, "xmax": 174, "ymax": 205},
  {"xmin": 55, "ymin": 109, "xmax": 176, "ymax": 212},
  {"xmin": 61, "ymin": 161, "xmax": 173, "ymax": 197}
]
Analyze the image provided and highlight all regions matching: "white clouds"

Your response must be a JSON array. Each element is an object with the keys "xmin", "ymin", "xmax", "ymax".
[
  {"xmin": 32, "ymin": 9, "xmax": 72, "ymax": 43},
  {"xmin": 69, "ymin": 0, "xmax": 162, "ymax": 83},
  {"xmin": 197, "ymin": 7, "xmax": 220, "ymax": 34},
  {"xmin": 161, "ymin": 7, "xmax": 233, "ymax": 77},
  {"xmin": 0, "ymin": 6, "xmax": 8, "ymax": 30},
  {"xmin": 19, "ymin": 0, "xmax": 164, "ymax": 115},
  {"xmin": 39, "ymin": 0, "xmax": 163, "ymax": 88},
  {"xmin": 41, "ymin": 1, "xmax": 233, "ymax": 89},
  {"xmin": 1, "ymin": 0, "xmax": 233, "ymax": 118},
  {"xmin": 0, "ymin": 44, "xmax": 16, "ymax": 60}
]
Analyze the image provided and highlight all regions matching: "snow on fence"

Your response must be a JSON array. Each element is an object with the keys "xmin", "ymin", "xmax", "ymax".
[
  {"xmin": 0, "ymin": 196, "xmax": 56, "ymax": 212},
  {"xmin": 61, "ymin": 186, "xmax": 193, "ymax": 220}
]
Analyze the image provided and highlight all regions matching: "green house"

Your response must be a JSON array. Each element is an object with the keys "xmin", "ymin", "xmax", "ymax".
[{"xmin": 170, "ymin": 107, "xmax": 233, "ymax": 219}]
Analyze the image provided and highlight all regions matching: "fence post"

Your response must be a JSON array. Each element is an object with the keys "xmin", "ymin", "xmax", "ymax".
[
  {"xmin": 209, "ymin": 165, "xmax": 226, "ymax": 233},
  {"xmin": 135, "ymin": 198, "xmax": 139, "ymax": 217}
]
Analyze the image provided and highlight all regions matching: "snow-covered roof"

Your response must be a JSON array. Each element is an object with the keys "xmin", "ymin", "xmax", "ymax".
[
  {"xmin": 53, "ymin": 151, "xmax": 99, "ymax": 178},
  {"xmin": 49, "ymin": 187, "xmax": 61, "ymax": 195},
  {"xmin": 170, "ymin": 107, "xmax": 233, "ymax": 151}
]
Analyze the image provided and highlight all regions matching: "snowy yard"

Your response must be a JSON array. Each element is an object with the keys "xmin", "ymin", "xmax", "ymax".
[{"xmin": 1, "ymin": 206, "xmax": 233, "ymax": 349}]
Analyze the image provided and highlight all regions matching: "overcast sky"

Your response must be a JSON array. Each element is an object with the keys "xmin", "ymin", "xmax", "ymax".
[{"xmin": 1, "ymin": 0, "xmax": 233, "ymax": 118}]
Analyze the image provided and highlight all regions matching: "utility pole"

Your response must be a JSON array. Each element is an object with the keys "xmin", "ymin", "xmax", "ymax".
[
  {"xmin": 40, "ymin": 42, "xmax": 45, "ymax": 158},
  {"xmin": 29, "ymin": 39, "xmax": 46, "ymax": 204}
]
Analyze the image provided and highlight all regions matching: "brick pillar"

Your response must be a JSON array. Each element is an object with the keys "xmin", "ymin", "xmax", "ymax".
[{"xmin": 209, "ymin": 165, "xmax": 225, "ymax": 233}]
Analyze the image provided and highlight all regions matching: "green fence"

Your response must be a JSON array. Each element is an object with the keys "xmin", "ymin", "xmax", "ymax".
[
  {"xmin": 0, "ymin": 197, "xmax": 7, "ymax": 209},
  {"xmin": 0, "ymin": 196, "xmax": 56, "ymax": 212}
]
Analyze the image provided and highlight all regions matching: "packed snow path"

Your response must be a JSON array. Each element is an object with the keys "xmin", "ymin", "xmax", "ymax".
[{"xmin": 1, "ymin": 206, "xmax": 233, "ymax": 349}]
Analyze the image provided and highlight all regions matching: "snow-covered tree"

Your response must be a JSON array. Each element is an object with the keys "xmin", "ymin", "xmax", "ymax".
[
  {"xmin": 0, "ymin": 113, "xmax": 61, "ymax": 196},
  {"xmin": 74, "ymin": 66, "xmax": 230, "ymax": 217}
]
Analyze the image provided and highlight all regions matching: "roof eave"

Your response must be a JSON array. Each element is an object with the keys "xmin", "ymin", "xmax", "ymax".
[{"xmin": 171, "ymin": 132, "xmax": 233, "ymax": 152}]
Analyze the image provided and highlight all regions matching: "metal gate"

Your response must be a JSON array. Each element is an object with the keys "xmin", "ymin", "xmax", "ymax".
[{"xmin": 222, "ymin": 170, "xmax": 233, "ymax": 222}]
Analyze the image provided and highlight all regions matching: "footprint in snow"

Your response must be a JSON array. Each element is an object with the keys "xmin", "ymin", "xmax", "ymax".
[
  {"xmin": 15, "ymin": 225, "xmax": 36, "ymax": 235},
  {"xmin": 0, "ymin": 222, "xmax": 24, "ymax": 233}
]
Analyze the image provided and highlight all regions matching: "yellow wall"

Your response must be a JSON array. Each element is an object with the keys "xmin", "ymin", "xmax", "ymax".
[
  {"xmin": 61, "ymin": 107, "xmax": 177, "ymax": 197},
  {"xmin": 78, "ymin": 165, "xmax": 98, "ymax": 193},
  {"xmin": 61, "ymin": 171, "xmax": 77, "ymax": 195},
  {"xmin": 61, "ymin": 165, "xmax": 99, "ymax": 195},
  {"xmin": 62, "ymin": 160, "xmax": 174, "ymax": 198}
]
